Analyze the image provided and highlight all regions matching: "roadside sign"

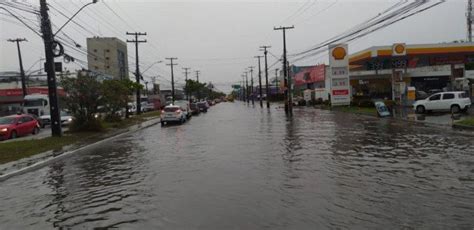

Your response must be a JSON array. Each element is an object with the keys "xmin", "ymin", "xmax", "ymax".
[{"xmin": 329, "ymin": 44, "xmax": 350, "ymax": 106}]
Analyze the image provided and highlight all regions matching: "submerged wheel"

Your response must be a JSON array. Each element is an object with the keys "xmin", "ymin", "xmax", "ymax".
[
  {"xmin": 10, "ymin": 131, "xmax": 17, "ymax": 139},
  {"xmin": 32, "ymin": 127, "xmax": 40, "ymax": 135},
  {"xmin": 416, "ymin": 105, "xmax": 425, "ymax": 114},
  {"xmin": 451, "ymin": 105, "xmax": 461, "ymax": 114}
]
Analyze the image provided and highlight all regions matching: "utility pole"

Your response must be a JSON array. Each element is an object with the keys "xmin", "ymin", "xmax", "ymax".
[
  {"xmin": 126, "ymin": 32, "xmax": 147, "ymax": 115},
  {"xmin": 8, "ymin": 38, "xmax": 28, "ymax": 97},
  {"xmin": 241, "ymin": 75, "xmax": 245, "ymax": 101},
  {"xmin": 195, "ymin": 70, "xmax": 200, "ymax": 82},
  {"xmin": 183, "ymin": 67, "xmax": 191, "ymax": 101},
  {"xmin": 254, "ymin": 55, "xmax": 263, "ymax": 108},
  {"xmin": 468, "ymin": 0, "xmax": 473, "ymax": 42},
  {"xmin": 260, "ymin": 46, "xmax": 271, "ymax": 108},
  {"xmin": 244, "ymin": 71, "xmax": 249, "ymax": 104},
  {"xmin": 166, "ymin": 58, "xmax": 178, "ymax": 103},
  {"xmin": 275, "ymin": 68, "xmax": 279, "ymax": 95},
  {"xmin": 40, "ymin": 0, "xmax": 62, "ymax": 137},
  {"xmin": 274, "ymin": 25, "xmax": 294, "ymax": 115},
  {"xmin": 248, "ymin": 66, "xmax": 255, "ymax": 106}
]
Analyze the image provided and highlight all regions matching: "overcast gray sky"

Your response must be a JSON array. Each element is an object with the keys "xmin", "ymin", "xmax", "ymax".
[{"xmin": 0, "ymin": 0, "xmax": 467, "ymax": 92}]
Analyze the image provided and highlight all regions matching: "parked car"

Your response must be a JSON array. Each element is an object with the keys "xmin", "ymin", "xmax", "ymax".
[
  {"xmin": 174, "ymin": 100, "xmax": 191, "ymax": 118},
  {"xmin": 415, "ymin": 90, "xmax": 429, "ymax": 100},
  {"xmin": 0, "ymin": 114, "xmax": 40, "ymax": 140},
  {"xmin": 197, "ymin": 101, "xmax": 209, "ymax": 113},
  {"xmin": 160, "ymin": 105, "xmax": 187, "ymax": 126},
  {"xmin": 29, "ymin": 114, "xmax": 44, "ymax": 129},
  {"xmin": 414, "ymin": 91, "xmax": 471, "ymax": 114},
  {"xmin": 40, "ymin": 111, "xmax": 73, "ymax": 127},
  {"xmin": 141, "ymin": 102, "xmax": 155, "ymax": 112},
  {"xmin": 190, "ymin": 103, "xmax": 200, "ymax": 115}
]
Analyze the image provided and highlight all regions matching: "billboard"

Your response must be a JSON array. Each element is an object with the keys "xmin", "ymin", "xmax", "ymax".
[
  {"xmin": 329, "ymin": 44, "xmax": 350, "ymax": 106},
  {"xmin": 293, "ymin": 65, "xmax": 326, "ymax": 86}
]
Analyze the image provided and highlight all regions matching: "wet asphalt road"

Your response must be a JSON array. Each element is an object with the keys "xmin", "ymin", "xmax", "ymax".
[{"xmin": 0, "ymin": 102, "xmax": 473, "ymax": 229}]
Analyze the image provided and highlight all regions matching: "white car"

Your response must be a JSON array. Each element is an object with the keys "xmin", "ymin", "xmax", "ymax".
[
  {"xmin": 414, "ymin": 91, "xmax": 471, "ymax": 114},
  {"xmin": 40, "ymin": 111, "xmax": 73, "ymax": 128},
  {"xmin": 173, "ymin": 100, "xmax": 191, "ymax": 118},
  {"xmin": 141, "ymin": 102, "xmax": 155, "ymax": 112},
  {"xmin": 160, "ymin": 105, "xmax": 187, "ymax": 126}
]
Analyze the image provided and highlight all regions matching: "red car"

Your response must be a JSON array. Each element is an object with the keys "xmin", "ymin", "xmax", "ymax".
[{"xmin": 0, "ymin": 114, "xmax": 40, "ymax": 141}]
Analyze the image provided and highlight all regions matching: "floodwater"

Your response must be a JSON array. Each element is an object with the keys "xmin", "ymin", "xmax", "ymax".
[{"xmin": 1, "ymin": 102, "xmax": 473, "ymax": 229}]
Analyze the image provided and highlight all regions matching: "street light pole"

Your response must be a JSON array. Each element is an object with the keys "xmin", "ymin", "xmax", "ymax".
[{"xmin": 54, "ymin": 0, "xmax": 98, "ymax": 36}]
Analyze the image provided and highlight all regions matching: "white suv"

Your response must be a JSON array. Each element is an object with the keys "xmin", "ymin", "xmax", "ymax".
[
  {"xmin": 160, "ymin": 105, "xmax": 187, "ymax": 126},
  {"xmin": 414, "ymin": 91, "xmax": 471, "ymax": 114}
]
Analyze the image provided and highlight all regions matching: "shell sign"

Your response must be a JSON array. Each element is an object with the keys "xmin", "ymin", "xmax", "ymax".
[
  {"xmin": 392, "ymin": 43, "xmax": 406, "ymax": 56},
  {"xmin": 332, "ymin": 47, "xmax": 347, "ymax": 60},
  {"xmin": 329, "ymin": 44, "xmax": 349, "ymax": 68}
]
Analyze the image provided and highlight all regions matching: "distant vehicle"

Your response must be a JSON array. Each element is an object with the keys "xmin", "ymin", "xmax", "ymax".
[
  {"xmin": 29, "ymin": 114, "xmax": 44, "ymax": 129},
  {"xmin": 197, "ymin": 101, "xmax": 209, "ymax": 113},
  {"xmin": 0, "ymin": 114, "xmax": 40, "ymax": 140},
  {"xmin": 173, "ymin": 100, "xmax": 191, "ymax": 118},
  {"xmin": 161, "ymin": 105, "xmax": 187, "ymax": 126},
  {"xmin": 190, "ymin": 103, "xmax": 200, "ymax": 115},
  {"xmin": 416, "ymin": 91, "xmax": 429, "ymax": 100},
  {"xmin": 414, "ymin": 91, "xmax": 471, "ymax": 114},
  {"xmin": 428, "ymin": 89, "xmax": 443, "ymax": 95},
  {"xmin": 141, "ymin": 102, "xmax": 155, "ymax": 112},
  {"xmin": 40, "ymin": 111, "xmax": 73, "ymax": 127},
  {"xmin": 22, "ymin": 94, "xmax": 49, "ymax": 116},
  {"xmin": 375, "ymin": 101, "xmax": 391, "ymax": 117},
  {"xmin": 127, "ymin": 103, "xmax": 137, "ymax": 114}
]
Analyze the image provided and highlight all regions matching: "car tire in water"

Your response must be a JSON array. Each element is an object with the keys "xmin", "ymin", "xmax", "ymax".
[
  {"xmin": 451, "ymin": 105, "xmax": 461, "ymax": 114},
  {"xmin": 32, "ymin": 127, "xmax": 40, "ymax": 135},
  {"xmin": 416, "ymin": 105, "xmax": 425, "ymax": 114},
  {"xmin": 10, "ymin": 131, "xmax": 17, "ymax": 139}
]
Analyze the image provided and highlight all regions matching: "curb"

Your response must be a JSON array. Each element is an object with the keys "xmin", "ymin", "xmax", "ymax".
[{"xmin": 0, "ymin": 118, "xmax": 160, "ymax": 183}]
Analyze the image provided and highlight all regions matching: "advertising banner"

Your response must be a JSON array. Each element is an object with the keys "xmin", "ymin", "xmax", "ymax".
[
  {"xmin": 293, "ymin": 65, "xmax": 326, "ymax": 86},
  {"xmin": 329, "ymin": 44, "xmax": 351, "ymax": 106}
]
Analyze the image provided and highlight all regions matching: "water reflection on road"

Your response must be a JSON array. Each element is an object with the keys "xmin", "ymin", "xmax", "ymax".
[{"xmin": 0, "ymin": 102, "xmax": 473, "ymax": 229}]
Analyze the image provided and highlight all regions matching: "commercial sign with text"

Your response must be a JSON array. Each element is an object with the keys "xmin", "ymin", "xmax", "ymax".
[{"xmin": 329, "ymin": 44, "xmax": 350, "ymax": 106}]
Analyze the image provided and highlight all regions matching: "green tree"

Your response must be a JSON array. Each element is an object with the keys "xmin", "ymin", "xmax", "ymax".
[
  {"xmin": 61, "ymin": 73, "xmax": 103, "ymax": 131},
  {"xmin": 101, "ymin": 79, "xmax": 140, "ymax": 121}
]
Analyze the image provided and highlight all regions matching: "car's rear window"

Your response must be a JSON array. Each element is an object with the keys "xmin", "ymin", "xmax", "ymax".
[
  {"xmin": 459, "ymin": 92, "xmax": 468, "ymax": 98},
  {"xmin": 164, "ymin": 107, "xmax": 180, "ymax": 112}
]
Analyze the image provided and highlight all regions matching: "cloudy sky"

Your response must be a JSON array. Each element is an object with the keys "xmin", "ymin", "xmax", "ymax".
[{"xmin": 0, "ymin": 0, "xmax": 467, "ymax": 92}]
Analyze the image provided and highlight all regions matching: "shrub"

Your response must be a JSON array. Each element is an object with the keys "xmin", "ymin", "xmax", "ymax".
[{"xmin": 69, "ymin": 118, "xmax": 104, "ymax": 132}]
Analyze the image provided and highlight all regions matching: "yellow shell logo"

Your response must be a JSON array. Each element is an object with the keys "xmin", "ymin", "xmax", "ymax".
[
  {"xmin": 332, "ymin": 47, "xmax": 346, "ymax": 60},
  {"xmin": 394, "ymin": 44, "xmax": 405, "ymax": 54}
]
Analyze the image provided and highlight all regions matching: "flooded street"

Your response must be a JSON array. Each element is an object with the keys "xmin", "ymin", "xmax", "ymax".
[{"xmin": 1, "ymin": 102, "xmax": 473, "ymax": 229}]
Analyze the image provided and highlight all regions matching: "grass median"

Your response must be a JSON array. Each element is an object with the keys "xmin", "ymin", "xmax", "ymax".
[
  {"xmin": 456, "ymin": 117, "xmax": 474, "ymax": 127},
  {"xmin": 0, "ymin": 111, "xmax": 161, "ymax": 165}
]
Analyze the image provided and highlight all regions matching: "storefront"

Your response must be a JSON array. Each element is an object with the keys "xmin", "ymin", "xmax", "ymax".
[{"xmin": 349, "ymin": 42, "xmax": 474, "ymax": 103}]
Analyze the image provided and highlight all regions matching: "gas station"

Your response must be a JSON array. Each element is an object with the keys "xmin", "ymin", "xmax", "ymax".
[{"xmin": 349, "ymin": 42, "xmax": 474, "ymax": 105}]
